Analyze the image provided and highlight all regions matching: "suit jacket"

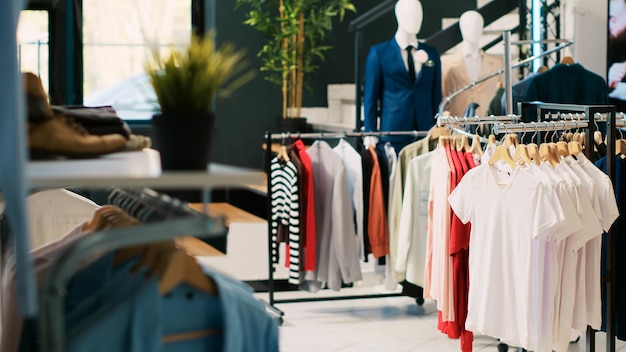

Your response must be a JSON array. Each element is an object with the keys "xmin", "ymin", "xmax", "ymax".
[
  {"xmin": 441, "ymin": 51, "xmax": 505, "ymax": 117},
  {"xmin": 364, "ymin": 39, "xmax": 442, "ymax": 151}
]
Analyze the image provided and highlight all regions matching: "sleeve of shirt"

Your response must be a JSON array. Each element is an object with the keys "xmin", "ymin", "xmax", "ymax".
[
  {"xmin": 394, "ymin": 162, "xmax": 415, "ymax": 280},
  {"xmin": 546, "ymin": 182, "xmax": 582, "ymax": 243},
  {"xmin": 531, "ymin": 184, "xmax": 563, "ymax": 239},
  {"xmin": 447, "ymin": 173, "xmax": 474, "ymax": 225}
]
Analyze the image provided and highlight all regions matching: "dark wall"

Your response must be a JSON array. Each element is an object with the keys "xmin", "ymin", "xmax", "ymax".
[{"xmin": 210, "ymin": 0, "xmax": 477, "ymax": 169}]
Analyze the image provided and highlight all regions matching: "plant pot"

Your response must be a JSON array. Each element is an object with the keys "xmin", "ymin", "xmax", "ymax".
[
  {"xmin": 152, "ymin": 113, "xmax": 216, "ymax": 170},
  {"xmin": 277, "ymin": 117, "xmax": 310, "ymax": 133}
]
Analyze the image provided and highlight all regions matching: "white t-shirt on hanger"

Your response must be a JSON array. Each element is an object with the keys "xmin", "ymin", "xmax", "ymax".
[{"xmin": 448, "ymin": 163, "xmax": 564, "ymax": 348}]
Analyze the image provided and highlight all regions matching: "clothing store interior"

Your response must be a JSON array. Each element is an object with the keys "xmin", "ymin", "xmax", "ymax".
[{"xmin": 3, "ymin": 0, "xmax": 626, "ymax": 351}]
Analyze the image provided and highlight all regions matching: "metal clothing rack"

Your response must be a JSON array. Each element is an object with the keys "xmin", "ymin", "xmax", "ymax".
[
  {"xmin": 263, "ymin": 130, "xmax": 429, "ymax": 321},
  {"xmin": 438, "ymin": 39, "xmax": 574, "ymax": 115},
  {"xmin": 438, "ymin": 104, "xmax": 619, "ymax": 352},
  {"xmin": 39, "ymin": 188, "xmax": 228, "ymax": 352},
  {"xmin": 520, "ymin": 102, "xmax": 617, "ymax": 352}
]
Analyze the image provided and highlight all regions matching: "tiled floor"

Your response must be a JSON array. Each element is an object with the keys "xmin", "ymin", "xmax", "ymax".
[{"xmin": 265, "ymin": 295, "xmax": 626, "ymax": 352}]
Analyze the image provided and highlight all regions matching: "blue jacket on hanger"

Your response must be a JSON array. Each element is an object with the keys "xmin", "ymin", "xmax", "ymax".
[{"xmin": 363, "ymin": 39, "xmax": 441, "ymax": 151}]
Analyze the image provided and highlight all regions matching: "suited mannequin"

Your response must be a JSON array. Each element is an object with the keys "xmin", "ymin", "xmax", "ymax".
[
  {"xmin": 440, "ymin": 10, "xmax": 505, "ymax": 116},
  {"xmin": 363, "ymin": 0, "xmax": 442, "ymax": 152}
]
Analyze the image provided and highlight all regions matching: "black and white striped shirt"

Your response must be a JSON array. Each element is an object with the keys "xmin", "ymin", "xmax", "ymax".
[{"xmin": 270, "ymin": 158, "xmax": 301, "ymax": 285}]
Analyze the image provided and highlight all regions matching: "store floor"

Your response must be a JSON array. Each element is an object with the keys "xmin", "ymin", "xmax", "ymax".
[{"xmin": 267, "ymin": 296, "xmax": 626, "ymax": 352}]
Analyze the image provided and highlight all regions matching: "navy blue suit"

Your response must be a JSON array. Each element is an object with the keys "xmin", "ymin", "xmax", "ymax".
[{"xmin": 363, "ymin": 39, "xmax": 442, "ymax": 151}]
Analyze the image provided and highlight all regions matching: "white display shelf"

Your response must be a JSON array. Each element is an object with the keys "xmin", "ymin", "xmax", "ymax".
[{"xmin": 27, "ymin": 149, "xmax": 264, "ymax": 189}]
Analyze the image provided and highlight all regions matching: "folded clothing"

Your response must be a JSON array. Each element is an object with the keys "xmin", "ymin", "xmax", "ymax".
[{"xmin": 52, "ymin": 105, "xmax": 131, "ymax": 139}]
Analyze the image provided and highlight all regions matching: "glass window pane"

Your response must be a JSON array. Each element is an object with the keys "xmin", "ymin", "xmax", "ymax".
[
  {"xmin": 83, "ymin": 1, "xmax": 191, "ymax": 120},
  {"xmin": 17, "ymin": 10, "xmax": 50, "ymax": 94}
]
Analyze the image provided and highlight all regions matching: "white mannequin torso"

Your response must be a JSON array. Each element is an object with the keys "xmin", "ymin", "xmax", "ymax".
[{"xmin": 459, "ymin": 10, "xmax": 484, "ymax": 82}]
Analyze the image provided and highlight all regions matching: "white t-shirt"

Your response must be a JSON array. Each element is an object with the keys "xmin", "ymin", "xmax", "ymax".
[
  {"xmin": 576, "ymin": 154, "xmax": 620, "ymax": 330},
  {"xmin": 448, "ymin": 163, "xmax": 563, "ymax": 348},
  {"xmin": 551, "ymin": 163, "xmax": 603, "ymax": 352},
  {"xmin": 427, "ymin": 146, "xmax": 453, "ymax": 321},
  {"xmin": 523, "ymin": 164, "xmax": 580, "ymax": 352}
]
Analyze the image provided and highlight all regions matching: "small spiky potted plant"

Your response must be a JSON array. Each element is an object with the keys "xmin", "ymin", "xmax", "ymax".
[{"xmin": 146, "ymin": 33, "xmax": 253, "ymax": 170}]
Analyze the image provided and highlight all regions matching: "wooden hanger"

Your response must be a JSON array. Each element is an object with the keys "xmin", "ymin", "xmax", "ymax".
[
  {"xmin": 438, "ymin": 135, "xmax": 450, "ymax": 147},
  {"xmin": 497, "ymin": 81, "xmax": 503, "ymax": 89},
  {"xmin": 526, "ymin": 143, "xmax": 541, "ymax": 165},
  {"xmin": 616, "ymin": 139, "xmax": 626, "ymax": 157},
  {"xmin": 539, "ymin": 143, "xmax": 560, "ymax": 167},
  {"xmin": 157, "ymin": 248, "xmax": 217, "ymax": 295},
  {"xmin": 512, "ymin": 144, "xmax": 532, "ymax": 166},
  {"xmin": 427, "ymin": 125, "xmax": 449, "ymax": 140},
  {"xmin": 538, "ymin": 65, "xmax": 549, "ymax": 73},
  {"xmin": 489, "ymin": 145, "xmax": 517, "ymax": 169},
  {"xmin": 457, "ymin": 136, "xmax": 470, "ymax": 152},
  {"xmin": 83, "ymin": 206, "xmax": 124, "ymax": 232},
  {"xmin": 488, "ymin": 134, "xmax": 496, "ymax": 147},
  {"xmin": 568, "ymin": 140, "xmax": 582, "ymax": 155},
  {"xmin": 555, "ymin": 141, "xmax": 570, "ymax": 158},
  {"xmin": 560, "ymin": 56, "xmax": 575, "ymax": 65},
  {"xmin": 469, "ymin": 134, "xmax": 484, "ymax": 157}
]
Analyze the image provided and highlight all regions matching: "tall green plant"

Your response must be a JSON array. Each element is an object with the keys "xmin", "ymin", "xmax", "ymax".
[
  {"xmin": 236, "ymin": 0, "xmax": 356, "ymax": 119},
  {"xmin": 145, "ymin": 34, "xmax": 254, "ymax": 115}
]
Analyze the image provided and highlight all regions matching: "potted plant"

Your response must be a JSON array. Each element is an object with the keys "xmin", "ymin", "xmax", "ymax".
[
  {"xmin": 235, "ymin": 0, "xmax": 356, "ymax": 131},
  {"xmin": 146, "ymin": 33, "xmax": 253, "ymax": 170}
]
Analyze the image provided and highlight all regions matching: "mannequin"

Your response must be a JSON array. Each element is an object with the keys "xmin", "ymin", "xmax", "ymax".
[
  {"xmin": 459, "ymin": 10, "xmax": 484, "ymax": 82},
  {"xmin": 440, "ymin": 10, "xmax": 506, "ymax": 117},
  {"xmin": 363, "ymin": 0, "xmax": 441, "ymax": 152}
]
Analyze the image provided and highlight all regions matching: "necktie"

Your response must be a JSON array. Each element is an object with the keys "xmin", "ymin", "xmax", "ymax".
[{"xmin": 406, "ymin": 46, "xmax": 416, "ymax": 82}]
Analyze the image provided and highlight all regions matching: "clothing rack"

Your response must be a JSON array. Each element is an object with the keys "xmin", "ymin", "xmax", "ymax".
[
  {"xmin": 263, "ymin": 130, "xmax": 429, "ymax": 322},
  {"xmin": 437, "ymin": 103, "xmax": 619, "ymax": 352},
  {"xmin": 39, "ymin": 187, "xmax": 228, "ymax": 352},
  {"xmin": 525, "ymin": 103, "xmax": 617, "ymax": 352},
  {"xmin": 438, "ymin": 40, "xmax": 574, "ymax": 115}
]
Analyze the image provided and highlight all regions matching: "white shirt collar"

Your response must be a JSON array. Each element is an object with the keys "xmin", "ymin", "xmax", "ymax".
[{"xmin": 395, "ymin": 33, "xmax": 418, "ymax": 50}]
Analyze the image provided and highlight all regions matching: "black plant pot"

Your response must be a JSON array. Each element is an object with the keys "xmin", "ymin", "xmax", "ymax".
[
  {"xmin": 152, "ymin": 113, "xmax": 216, "ymax": 170},
  {"xmin": 277, "ymin": 117, "xmax": 310, "ymax": 133}
]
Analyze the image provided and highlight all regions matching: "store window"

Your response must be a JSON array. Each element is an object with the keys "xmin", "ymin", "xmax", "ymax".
[
  {"xmin": 82, "ymin": 0, "xmax": 191, "ymax": 120},
  {"xmin": 17, "ymin": 10, "xmax": 50, "ymax": 94}
]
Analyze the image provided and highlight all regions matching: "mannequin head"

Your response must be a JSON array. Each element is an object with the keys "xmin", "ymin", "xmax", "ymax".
[
  {"xmin": 459, "ymin": 10, "xmax": 484, "ymax": 46},
  {"xmin": 395, "ymin": 0, "xmax": 423, "ymax": 36}
]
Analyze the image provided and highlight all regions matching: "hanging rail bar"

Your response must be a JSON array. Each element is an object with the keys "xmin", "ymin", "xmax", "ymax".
[
  {"xmin": 493, "ymin": 120, "xmax": 586, "ymax": 134},
  {"xmin": 437, "ymin": 114, "xmax": 521, "ymax": 126},
  {"xmin": 266, "ymin": 130, "xmax": 429, "ymax": 140}
]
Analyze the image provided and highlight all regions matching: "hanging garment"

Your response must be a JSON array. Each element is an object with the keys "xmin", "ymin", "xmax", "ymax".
[
  {"xmin": 358, "ymin": 140, "xmax": 374, "ymax": 260},
  {"xmin": 291, "ymin": 140, "xmax": 317, "ymax": 273},
  {"xmin": 363, "ymin": 39, "xmax": 442, "ymax": 151},
  {"xmin": 333, "ymin": 139, "xmax": 365, "ymax": 260},
  {"xmin": 388, "ymin": 137, "xmax": 435, "ymax": 281},
  {"xmin": 441, "ymin": 51, "xmax": 505, "ymax": 117},
  {"xmin": 395, "ymin": 152, "xmax": 434, "ymax": 287},
  {"xmin": 304, "ymin": 141, "xmax": 362, "ymax": 292},
  {"xmin": 448, "ymin": 163, "xmax": 566, "ymax": 349},
  {"xmin": 21, "ymin": 189, "xmax": 99, "ymax": 250},
  {"xmin": 525, "ymin": 63, "xmax": 609, "ymax": 106},
  {"xmin": 63, "ymin": 253, "xmax": 279, "ymax": 352},
  {"xmin": 268, "ymin": 157, "xmax": 300, "ymax": 285},
  {"xmin": 367, "ymin": 145, "xmax": 390, "ymax": 258},
  {"xmin": 596, "ymin": 155, "xmax": 626, "ymax": 341}
]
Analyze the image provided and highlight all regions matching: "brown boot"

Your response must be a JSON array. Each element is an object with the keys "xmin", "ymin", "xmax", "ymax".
[
  {"xmin": 28, "ymin": 114, "xmax": 127, "ymax": 158},
  {"xmin": 23, "ymin": 72, "xmax": 53, "ymax": 122}
]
